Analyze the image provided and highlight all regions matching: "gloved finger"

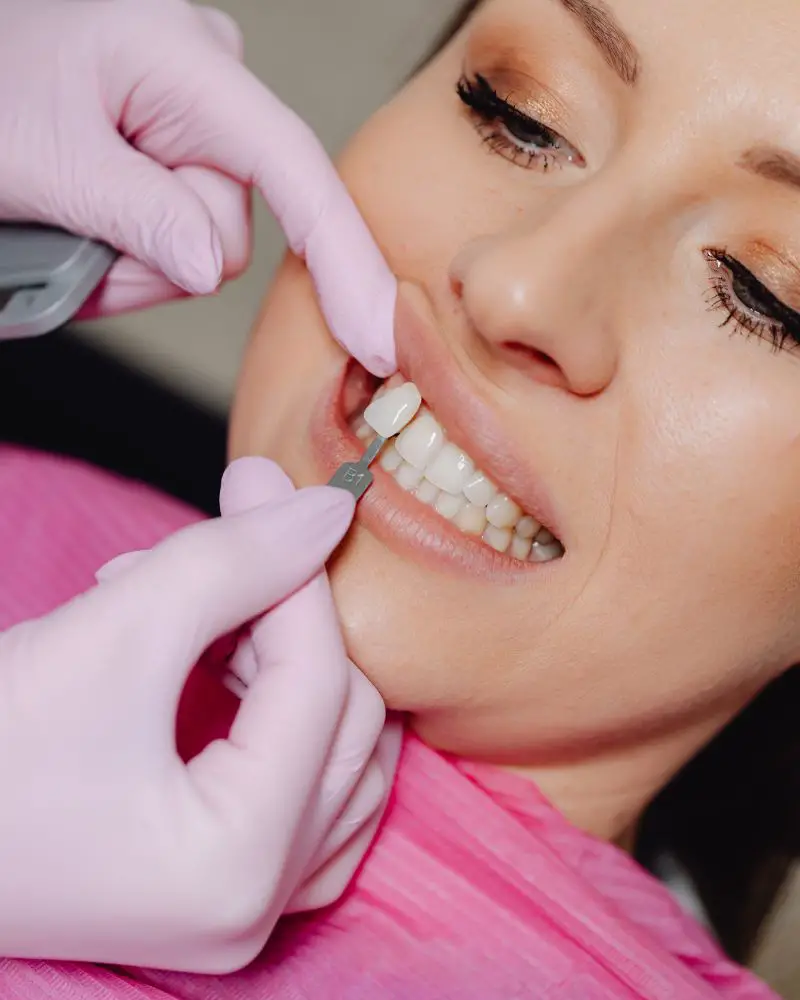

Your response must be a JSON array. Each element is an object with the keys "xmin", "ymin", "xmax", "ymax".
[
  {"xmin": 291, "ymin": 712, "xmax": 402, "ymax": 893},
  {"xmin": 94, "ymin": 550, "xmax": 147, "ymax": 583},
  {"xmin": 285, "ymin": 805, "xmax": 384, "ymax": 914},
  {"xmin": 77, "ymin": 482, "xmax": 355, "ymax": 691},
  {"xmin": 189, "ymin": 568, "xmax": 352, "ymax": 848},
  {"xmin": 195, "ymin": 5, "xmax": 244, "ymax": 59},
  {"xmin": 212, "ymin": 457, "xmax": 299, "ymax": 693},
  {"xmin": 79, "ymin": 164, "xmax": 250, "ymax": 318},
  {"xmin": 59, "ymin": 133, "xmax": 223, "ymax": 295},
  {"xmin": 126, "ymin": 53, "xmax": 397, "ymax": 376},
  {"xmin": 219, "ymin": 455, "xmax": 294, "ymax": 517}
]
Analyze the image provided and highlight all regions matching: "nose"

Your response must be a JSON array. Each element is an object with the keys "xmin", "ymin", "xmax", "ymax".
[{"xmin": 450, "ymin": 188, "xmax": 631, "ymax": 396}]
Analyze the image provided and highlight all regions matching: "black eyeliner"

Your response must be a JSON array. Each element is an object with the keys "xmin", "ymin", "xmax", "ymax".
[
  {"xmin": 456, "ymin": 73, "xmax": 562, "ymax": 148},
  {"xmin": 724, "ymin": 254, "xmax": 800, "ymax": 336}
]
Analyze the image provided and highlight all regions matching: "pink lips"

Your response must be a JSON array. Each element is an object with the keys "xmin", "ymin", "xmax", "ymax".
[{"xmin": 308, "ymin": 289, "xmax": 564, "ymax": 580}]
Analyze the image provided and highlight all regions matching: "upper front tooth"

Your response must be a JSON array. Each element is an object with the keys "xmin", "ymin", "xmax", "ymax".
[
  {"xmin": 463, "ymin": 470, "xmax": 496, "ymax": 507},
  {"xmin": 486, "ymin": 493, "xmax": 523, "ymax": 529},
  {"xmin": 424, "ymin": 443, "xmax": 475, "ymax": 495},
  {"xmin": 395, "ymin": 409, "xmax": 444, "ymax": 470},
  {"xmin": 364, "ymin": 382, "xmax": 422, "ymax": 439}
]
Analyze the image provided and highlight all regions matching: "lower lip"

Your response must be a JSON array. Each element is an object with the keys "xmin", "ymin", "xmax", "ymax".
[{"xmin": 310, "ymin": 362, "xmax": 561, "ymax": 581}]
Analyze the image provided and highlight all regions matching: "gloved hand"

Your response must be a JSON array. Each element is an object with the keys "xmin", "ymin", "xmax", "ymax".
[
  {"xmin": 0, "ymin": 457, "xmax": 402, "ymax": 973},
  {"xmin": 0, "ymin": 0, "xmax": 396, "ymax": 375}
]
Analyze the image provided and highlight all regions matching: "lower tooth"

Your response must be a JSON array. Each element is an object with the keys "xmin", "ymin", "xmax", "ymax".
[
  {"xmin": 435, "ymin": 492, "xmax": 465, "ymax": 520},
  {"xmin": 483, "ymin": 525, "xmax": 512, "ymax": 554},
  {"xmin": 396, "ymin": 462, "xmax": 425, "ymax": 491},
  {"xmin": 516, "ymin": 516, "xmax": 540, "ymax": 540},
  {"xmin": 355, "ymin": 421, "xmax": 373, "ymax": 442},
  {"xmin": 380, "ymin": 443, "xmax": 403, "ymax": 472},
  {"xmin": 531, "ymin": 541, "xmax": 563, "ymax": 563},
  {"xmin": 455, "ymin": 502, "xmax": 487, "ymax": 536},
  {"xmin": 510, "ymin": 535, "xmax": 533, "ymax": 561},
  {"xmin": 415, "ymin": 480, "xmax": 440, "ymax": 506},
  {"xmin": 486, "ymin": 493, "xmax": 523, "ymax": 529}
]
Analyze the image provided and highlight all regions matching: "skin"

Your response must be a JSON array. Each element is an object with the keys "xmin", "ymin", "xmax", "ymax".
[{"xmin": 230, "ymin": 0, "xmax": 800, "ymax": 842}]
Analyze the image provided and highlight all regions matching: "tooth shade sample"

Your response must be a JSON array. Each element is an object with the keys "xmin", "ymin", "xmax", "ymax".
[
  {"xmin": 395, "ymin": 409, "xmax": 444, "ymax": 470},
  {"xmin": 424, "ymin": 444, "xmax": 475, "ymax": 495},
  {"xmin": 364, "ymin": 382, "xmax": 422, "ymax": 438}
]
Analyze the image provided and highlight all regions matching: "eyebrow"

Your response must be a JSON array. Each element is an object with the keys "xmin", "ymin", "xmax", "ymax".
[
  {"xmin": 553, "ymin": 0, "xmax": 641, "ymax": 86},
  {"xmin": 740, "ymin": 147, "xmax": 800, "ymax": 193}
]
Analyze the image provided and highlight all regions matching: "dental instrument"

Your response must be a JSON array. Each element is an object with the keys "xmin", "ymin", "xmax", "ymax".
[
  {"xmin": 0, "ymin": 223, "xmax": 116, "ymax": 339},
  {"xmin": 328, "ymin": 382, "xmax": 422, "ymax": 501}
]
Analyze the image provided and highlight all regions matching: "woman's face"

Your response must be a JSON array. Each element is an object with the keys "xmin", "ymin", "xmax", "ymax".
[{"xmin": 231, "ymin": 0, "xmax": 800, "ymax": 789}]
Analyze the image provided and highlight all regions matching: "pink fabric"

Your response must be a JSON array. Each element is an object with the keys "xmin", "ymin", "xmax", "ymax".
[{"xmin": 0, "ymin": 446, "xmax": 779, "ymax": 999}]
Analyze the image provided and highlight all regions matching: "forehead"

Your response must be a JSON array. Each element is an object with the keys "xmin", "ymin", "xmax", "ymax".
[{"xmin": 471, "ymin": 0, "xmax": 800, "ymax": 92}]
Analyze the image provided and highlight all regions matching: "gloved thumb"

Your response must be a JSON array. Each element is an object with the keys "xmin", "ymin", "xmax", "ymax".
[{"xmin": 69, "ymin": 135, "xmax": 223, "ymax": 295}]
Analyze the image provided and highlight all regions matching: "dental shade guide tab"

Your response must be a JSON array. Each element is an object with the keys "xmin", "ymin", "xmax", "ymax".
[
  {"xmin": 328, "ymin": 382, "xmax": 422, "ymax": 501},
  {"xmin": 327, "ymin": 435, "xmax": 387, "ymax": 500}
]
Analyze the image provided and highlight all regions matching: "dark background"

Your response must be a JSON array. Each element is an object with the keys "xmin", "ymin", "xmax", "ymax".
[{"xmin": 0, "ymin": 330, "xmax": 227, "ymax": 516}]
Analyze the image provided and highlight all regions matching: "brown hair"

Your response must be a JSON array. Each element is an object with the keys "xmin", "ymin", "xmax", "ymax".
[{"xmin": 424, "ymin": 0, "xmax": 800, "ymax": 963}]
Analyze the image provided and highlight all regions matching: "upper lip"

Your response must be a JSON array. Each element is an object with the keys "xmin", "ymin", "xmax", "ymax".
[{"xmin": 393, "ymin": 286, "xmax": 563, "ymax": 542}]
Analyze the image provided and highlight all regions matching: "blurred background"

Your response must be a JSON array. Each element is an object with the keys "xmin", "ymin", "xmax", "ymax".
[{"xmin": 1, "ymin": 0, "xmax": 798, "ymax": 994}]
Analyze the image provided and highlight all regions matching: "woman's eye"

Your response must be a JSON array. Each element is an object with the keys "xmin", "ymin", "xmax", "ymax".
[
  {"xmin": 704, "ymin": 250, "xmax": 800, "ymax": 354},
  {"xmin": 456, "ymin": 74, "xmax": 584, "ymax": 173}
]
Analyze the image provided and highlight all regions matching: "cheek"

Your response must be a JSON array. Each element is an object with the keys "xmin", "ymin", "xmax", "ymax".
[
  {"xmin": 335, "ymin": 59, "xmax": 531, "ymax": 284},
  {"xmin": 610, "ymin": 354, "xmax": 800, "ymax": 681}
]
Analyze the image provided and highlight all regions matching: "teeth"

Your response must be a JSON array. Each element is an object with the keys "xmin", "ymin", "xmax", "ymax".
[
  {"xmin": 515, "ymin": 516, "xmax": 540, "ymax": 540},
  {"xmin": 463, "ymin": 471, "xmax": 496, "ymax": 507},
  {"xmin": 483, "ymin": 525, "xmax": 512, "ymax": 553},
  {"xmin": 350, "ymin": 379, "xmax": 564, "ymax": 564},
  {"xmin": 531, "ymin": 541, "xmax": 563, "ymax": 563},
  {"xmin": 510, "ymin": 534, "xmax": 533, "ymax": 561},
  {"xmin": 354, "ymin": 417, "xmax": 373, "ymax": 442},
  {"xmin": 435, "ymin": 492, "xmax": 466, "ymax": 520},
  {"xmin": 424, "ymin": 443, "xmax": 475, "ymax": 495},
  {"xmin": 396, "ymin": 461, "xmax": 425, "ymax": 491},
  {"xmin": 415, "ymin": 480, "xmax": 440, "ymax": 506},
  {"xmin": 454, "ymin": 502, "xmax": 487, "ymax": 536},
  {"xmin": 364, "ymin": 382, "xmax": 422, "ymax": 438},
  {"xmin": 486, "ymin": 493, "xmax": 523, "ymax": 530},
  {"xmin": 379, "ymin": 442, "xmax": 403, "ymax": 472},
  {"xmin": 395, "ymin": 408, "xmax": 444, "ymax": 470}
]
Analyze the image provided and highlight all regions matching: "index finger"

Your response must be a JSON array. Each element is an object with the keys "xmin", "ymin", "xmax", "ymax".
[
  {"xmin": 128, "ymin": 46, "xmax": 397, "ymax": 377},
  {"xmin": 189, "ymin": 570, "xmax": 351, "ymax": 854}
]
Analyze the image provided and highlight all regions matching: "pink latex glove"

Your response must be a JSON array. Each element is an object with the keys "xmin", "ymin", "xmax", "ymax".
[
  {"xmin": 0, "ymin": 457, "xmax": 402, "ymax": 972},
  {"xmin": 0, "ymin": 0, "xmax": 396, "ymax": 376}
]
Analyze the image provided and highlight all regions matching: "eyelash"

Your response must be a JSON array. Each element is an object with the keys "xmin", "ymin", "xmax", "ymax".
[
  {"xmin": 456, "ymin": 74, "xmax": 583, "ymax": 172},
  {"xmin": 704, "ymin": 250, "xmax": 800, "ymax": 353},
  {"xmin": 457, "ymin": 75, "xmax": 800, "ymax": 354}
]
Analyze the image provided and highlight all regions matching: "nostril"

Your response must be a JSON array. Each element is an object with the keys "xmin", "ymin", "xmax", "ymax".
[
  {"xmin": 501, "ymin": 340, "xmax": 566, "ymax": 388},
  {"xmin": 449, "ymin": 273, "xmax": 465, "ymax": 299},
  {"xmin": 503, "ymin": 340, "xmax": 558, "ymax": 369}
]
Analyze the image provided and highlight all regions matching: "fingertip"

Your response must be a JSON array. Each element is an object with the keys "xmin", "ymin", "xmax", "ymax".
[
  {"xmin": 220, "ymin": 456, "xmax": 295, "ymax": 515},
  {"xmin": 173, "ymin": 225, "xmax": 223, "ymax": 295}
]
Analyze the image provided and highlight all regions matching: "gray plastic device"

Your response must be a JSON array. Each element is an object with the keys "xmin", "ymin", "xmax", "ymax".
[{"xmin": 0, "ymin": 223, "xmax": 117, "ymax": 339}]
